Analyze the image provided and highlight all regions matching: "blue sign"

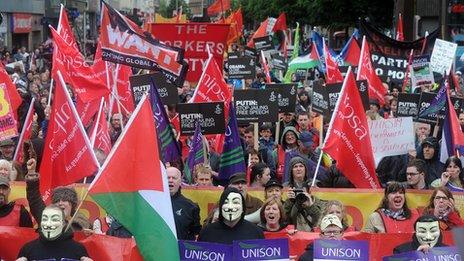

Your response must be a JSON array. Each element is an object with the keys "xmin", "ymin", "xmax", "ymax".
[
  {"xmin": 179, "ymin": 240, "xmax": 233, "ymax": 261},
  {"xmin": 313, "ymin": 239, "xmax": 370, "ymax": 261},
  {"xmin": 233, "ymin": 238, "xmax": 289, "ymax": 261}
]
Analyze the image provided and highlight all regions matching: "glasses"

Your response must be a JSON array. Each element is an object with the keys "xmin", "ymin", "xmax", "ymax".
[
  {"xmin": 406, "ymin": 172, "xmax": 420, "ymax": 176},
  {"xmin": 321, "ymin": 230, "xmax": 342, "ymax": 236},
  {"xmin": 434, "ymin": 196, "xmax": 449, "ymax": 201}
]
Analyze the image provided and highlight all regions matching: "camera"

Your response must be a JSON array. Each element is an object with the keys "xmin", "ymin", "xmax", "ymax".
[{"xmin": 293, "ymin": 188, "xmax": 308, "ymax": 206}]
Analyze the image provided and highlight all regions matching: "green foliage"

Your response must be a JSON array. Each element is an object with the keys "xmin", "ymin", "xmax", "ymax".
[{"xmin": 159, "ymin": 0, "xmax": 192, "ymax": 18}]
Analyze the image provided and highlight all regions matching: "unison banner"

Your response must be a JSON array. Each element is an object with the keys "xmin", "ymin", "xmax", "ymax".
[
  {"xmin": 313, "ymin": 240, "xmax": 369, "ymax": 261},
  {"xmin": 149, "ymin": 23, "xmax": 230, "ymax": 82}
]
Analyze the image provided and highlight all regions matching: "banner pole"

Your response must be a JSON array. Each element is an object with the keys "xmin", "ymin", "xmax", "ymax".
[
  {"xmin": 311, "ymin": 151, "xmax": 323, "ymax": 188},
  {"xmin": 47, "ymin": 79, "xmax": 54, "ymax": 106},
  {"xmin": 253, "ymin": 122, "xmax": 259, "ymax": 151}
]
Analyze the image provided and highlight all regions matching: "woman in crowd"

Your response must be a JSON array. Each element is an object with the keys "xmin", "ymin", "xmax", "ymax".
[
  {"xmin": 315, "ymin": 200, "xmax": 356, "ymax": 232},
  {"xmin": 258, "ymin": 198, "xmax": 289, "ymax": 232},
  {"xmin": 250, "ymin": 163, "xmax": 271, "ymax": 188},
  {"xmin": 364, "ymin": 181, "xmax": 419, "ymax": 233},
  {"xmin": 431, "ymin": 156, "xmax": 464, "ymax": 192},
  {"xmin": 0, "ymin": 159, "xmax": 15, "ymax": 181},
  {"xmin": 423, "ymin": 187, "xmax": 464, "ymax": 230},
  {"xmin": 283, "ymin": 156, "xmax": 309, "ymax": 189},
  {"xmin": 295, "ymin": 91, "xmax": 310, "ymax": 113}
]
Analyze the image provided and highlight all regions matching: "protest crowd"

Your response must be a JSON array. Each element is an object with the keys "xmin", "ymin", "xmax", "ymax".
[{"xmin": 0, "ymin": 1, "xmax": 464, "ymax": 261}]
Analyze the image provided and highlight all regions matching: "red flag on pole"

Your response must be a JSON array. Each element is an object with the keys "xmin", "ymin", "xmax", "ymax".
[
  {"xmin": 13, "ymin": 99, "xmax": 35, "ymax": 162},
  {"xmin": 323, "ymin": 67, "xmax": 381, "ymax": 188},
  {"xmin": 396, "ymin": 13, "xmax": 404, "ymax": 41},
  {"xmin": 207, "ymin": 0, "xmax": 231, "ymax": 16},
  {"xmin": 324, "ymin": 41, "xmax": 344, "ymax": 84},
  {"xmin": 39, "ymin": 70, "xmax": 99, "ymax": 198},
  {"xmin": 90, "ymin": 99, "xmax": 112, "ymax": 155},
  {"xmin": 356, "ymin": 36, "xmax": 387, "ymax": 105}
]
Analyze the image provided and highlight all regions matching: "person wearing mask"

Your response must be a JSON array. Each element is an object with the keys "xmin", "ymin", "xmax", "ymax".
[
  {"xmin": 431, "ymin": 156, "xmax": 464, "ymax": 192},
  {"xmin": 393, "ymin": 215, "xmax": 447, "ymax": 254},
  {"xmin": 416, "ymin": 137, "xmax": 444, "ymax": 185},
  {"xmin": 167, "ymin": 167, "xmax": 201, "ymax": 240},
  {"xmin": 423, "ymin": 187, "xmax": 464, "ymax": 231},
  {"xmin": 315, "ymin": 200, "xmax": 355, "ymax": 232},
  {"xmin": 198, "ymin": 187, "xmax": 264, "ymax": 244},
  {"xmin": 364, "ymin": 182, "xmax": 419, "ymax": 233}
]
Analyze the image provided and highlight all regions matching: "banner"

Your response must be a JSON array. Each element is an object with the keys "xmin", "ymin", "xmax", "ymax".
[
  {"xmin": 313, "ymin": 240, "xmax": 369, "ymax": 261},
  {"xmin": 271, "ymin": 54, "xmax": 287, "ymax": 71},
  {"xmin": 227, "ymin": 57, "xmax": 256, "ymax": 79},
  {"xmin": 311, "ymin": 82, "xmax": 329, "ymax": 115},
  {"xmin": 397, "ymin": 93, "xmax": 421, "ymax": 118},
  {"xmin": 244, "ymin": 47, "xmax": 257, "ymax": 59},
  {"xmin": 0, "ymin": 82, "xmax": 18, "ymax": 141},
  {"xmin": 130, "ymin": 73, "xmax": 179, "ymax": 106},
  {"xmin": 233, "ymin": 239, "xmax": 289, "ymax": 261},
  {"xmin": 417, "ymin": 91, "xmax": 446, "ymax": 123},
  {"xmin": 430, "ymin": 39, "xmax": 458, "ymax": 75},
  {"xmin": 149, "ymin": 23, "xmax": 230, "ymax": 82},
  {"xmin": 100, "ymin": 3, "xmax": 185, "ymax": 77},
  {"xmin": 383, "ymin": 246, "xmax": 461, "ymax": 261},
  {"xmin": 368, "ymin": 117, "xmax": 415, "ymax": 165},
  {"xmin": 178, "ymin": 102, "xmax": 226, "ymax": 135},
  {"xmin": 253, "ymin": 35, "xmax": 275, "ymax": 52},
  {"xmin": 234, "ymin": 89, "xmax": 279, "ymax": 124},
  {"xmin": 266, "ymin": 84, "xmax": 297, "ymax": 112},
  {"xmin": 411, "ymin": 55, "xmax": 435, "ymax": 91},
  {"xmin": 12, "ymin": 13, "xmax": 32, "ymax": 33},
  {"xmin": 228, "ymin": 51, "xmax": 240, "ymax": 59},
  {"xmin": 179, "ymin": 241, "xmax": 232, "ymax": 261}
]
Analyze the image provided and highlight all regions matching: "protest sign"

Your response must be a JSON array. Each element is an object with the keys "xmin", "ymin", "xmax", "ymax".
[
  {"xmin": 179, "ymin": 241, "xmax": 233, "ymax": 261},
  {"xmin": 266, "ymin": 84, "xmax": 297, "ymax": 113},
  {"xmin": 233, "ymin": 239, "xmax": 289, "ymax": 261},
  {"xmin": 253, "ymin": 35, "xmax": 274, "ymax": 52},
  {"xmin": 159, "ymin": 60, "xmax": 189, "ymax": 87},
  {"xmin": 383, "ymin": 246, "xmax": 461, "ymax": 261},
  {"xmin": 244, "ymin": 47, "xmax": 257, "ymax": 59},
  {"xmin": 417, "ymin": 91, "xmax": 446, "ymax": 123},
  {"xmin": 234, "ymin": 89, "xmax": 279, "ymax": 124},
  {"xmin": 271, "ymin": 54, "xmax": 287, "ymax": 71},
  {"xmin": 311, "ymin": 81, "xmax": 328, "ymax": 115},
  {"xmin": 178, "ymin": 102, "xmax": 225, "ymax": 135},
  {"xmin": 397, "ymin": 93, "xmax": 421, "ymax": 118},
  {"xmin": 0, "ymin": 82, "xmax": 18, "ymax": 141},
  {"xmin": 368, "ymin": 117, "xmax": 415, "ymax": 165},
  {"xmin": 313, "ymin": 239, "xmax": 369, "ymax": 261},
  {"xmin": 129, "ymin": 73, "xmax": 179, "ymax": 106},
  {"xmin": 228, "ymin": 51, "xmax": 240, "ymax": 59},
  {"xmin": 325, "ymin": 80, "xmax": 369, "ymax": 119},
  {"xmin": 227, "ymin": 57, "xmax": 256, "ymax": 79},
  {"xmin": 410, "ymin": 55, "xmax": 435, "ymax": 92},
  {"xmin": 371, "ymin": 53, "xmax": 408, "ymax": 82},
  {"xmin": 430, "ymin": 39, "xmax": 458, "ymax": 75},
  {"xmin": 149, "ymin": 23, "xmax": 230, "ymax": 82}
]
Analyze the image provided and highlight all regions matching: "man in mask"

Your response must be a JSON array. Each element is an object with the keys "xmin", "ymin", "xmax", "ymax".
[
  {"xmin": 0, "ymin": 176, "xmax": 33, "ymax": 227},
  {"xmin": 198, "ymin": 187, "xmax": 264, "ymax": 244},
  {"xmin": 394, "ymin": 215, "xmax": 447, "ymax": 254},
  {"xmin": 17, "ymin": 204, "xmax": 93, "ymax": 260}
]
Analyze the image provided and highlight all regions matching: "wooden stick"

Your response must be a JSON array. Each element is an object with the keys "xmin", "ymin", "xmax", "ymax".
[{"xmin": 253, "ymin": 122, "xmax": 259, "ymax": 151}]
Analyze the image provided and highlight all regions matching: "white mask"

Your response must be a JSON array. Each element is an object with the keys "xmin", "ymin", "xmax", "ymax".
[
  {"xmin": 416, "ymin": 221, "xmax": 440, "ymax": 247},
  {"xmin": 40, "ymin": 208, "xmax": 64, "ymax": 241},
  {"xmin": 221, "ymin": 192, "xmax": 243, "ymax": 222}
]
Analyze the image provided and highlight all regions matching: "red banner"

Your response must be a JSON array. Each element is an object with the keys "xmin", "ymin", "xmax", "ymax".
[
  {"xmin": 13, "ymin": 13, "xmax": 32, "ymax": 33},
  {"xmin": 149, "ymin": 23, "xmax": 230, "ymax": 82}
]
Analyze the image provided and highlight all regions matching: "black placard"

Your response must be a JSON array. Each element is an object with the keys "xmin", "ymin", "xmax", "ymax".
[
  {"xmin": 417, "ymin": 92, "xmax": 446, "ymax": 123},
  {"xmin": 397, "ymin": 93, "xmax": 421, "ymax": 117},
  {"xmin": 228, "ymin": 51, "xmax": 240, "ymax": 59},
  {"xmin": 266, "ymin": 84, "xmax": 297, "ymax": 112},
  {"xmin": 178, "ymin": 102, "xmax": 225, "ymax": 135},
  {"xmin": 129, "ymin": 72, "xmax": 179, "ymax": 106},
  {"xmin": 234, "ymin": 89, "xmax": 279, "ymax": 123},
  {"xmin": 311, "ymin": 81, "xmax": 328, "ymax": 115},
  {"xmin": 271, "ymin": 54, "xmax": 287, "ymax": 71},
  {"xmin": 158, "ymin": 60, "xmax": 188, "ymax": 87},
  {"xmin": 244, "ymin": 47, "xmax": 257, "ymax": 59},
  {"xmin": 356, "ymin": 80, "xmax": 370, "ymax": 111},
  {"xmin": 227, "ymin": 57, "xmax": 256, "ymax": 79},
  {"xmin": 253, "ymin": 35, "xmax": 274, "ymax": 52}
]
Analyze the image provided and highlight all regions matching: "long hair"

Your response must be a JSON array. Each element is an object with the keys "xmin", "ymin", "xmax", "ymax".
[
  {"xmin": 319, "ymin": 200, "xmax": 349, "ymax": 230},
  {"xmin": 443, "ymin": 156, "xmax": 464, "ymax": 185},
  {"xmin": 377, "ymin": 181, "xmax": 412, "ymax": 218},
  {"xmin": 259, "ymin": 198, "xmax": 286, "ymax": 226},
  {"xmin": 423, "ymin": 187, "xmax": 457, "ymax": 215}
]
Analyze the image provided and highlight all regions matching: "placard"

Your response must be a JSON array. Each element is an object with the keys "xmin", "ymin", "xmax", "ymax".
[
  {"xmin": 178, "ymin": 102, "xmax": 225, "ymax": 135},
  {"xmin": 0, "ymin": 81, "xmax": 18, "ymax": 141},
  {"xmin": 253, "ymin": 35, "xmax": 274, "ymax": 52},
  {"xmin": 233, "ymin": 239, "xmax": 289, "ymax": 261},
  {"xmin": 368, "ymin": 117, "xmax": 415, "ymax": 165},
  {"xmin": 383, "ymin": 246, "xmax": 461, "ymax": 261},
  {"xmin": 397, "ymin": 93, "xmax": 421, "ymax": 118},
  {"xmin": 417, "ymin": 91, "xmax": 446, "ymax": 123},
  {"xmin": 314, "ymin": 240, "xmax": 369, "ymax": 261},
  {"xmin": 129, "ymin": 73, "xmax": 179, "ymax": 106},
  {"xmin": 244, "ymin": 47, "xmax": 257, "ymax": 59},
  {"xmin": 234, "ymin": 89, "xmax": 279, "ymax": 123},
  {"xmin": 227, "ymin": 57, "xmax": 256, "ymax": 79},
  {"xmin": 430, "ymin": 39, "xmax": 458, "ymax": 75},
  {"xmin": 410, "ymin": 55, "xmax": 435, "ymax": 92},
  {"xmin": 266, "ymin": 84, "xmax": 297, "ymax": 112},
  {"xmin": 271, "ymin": 54, "xmax": 287, "ymax": 71},
  {"xmin": 324, "ymin": 80, "xmax": 369, "ymax": 118},
  {"xmin": 311, "ymin": 81, "xmax": 328, "ymax": 115},
  {"xmin": 228, "ymin": 51, "xmax": 240, "ymax": 59},
  {"xmin": 179, "ymin": 240, "xmax": 233, "ymax": 261}
]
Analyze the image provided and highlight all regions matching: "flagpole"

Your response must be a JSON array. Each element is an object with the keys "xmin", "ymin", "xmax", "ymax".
[
  {"xmin": 401, "ymin": 49, "xmax": 414, "ymax": 93},
  {"xmin": 13, "ymin": 98, "xmax": 35, "ymax": 162},
  {"xmin": 90, "ymin": 97, "xmax": 105, "ymax": 148}
]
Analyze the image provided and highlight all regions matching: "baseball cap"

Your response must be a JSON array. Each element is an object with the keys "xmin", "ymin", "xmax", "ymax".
[
  {"xmin": 229, "ymin": 172, "xmax": 247, "ymax": 184},
  {"xmin": 422, "ymin": 136, "xmax": 437, "ymax": 148},
  {"xmin": 320, "ymin": 214, "xmax": 343, "ymax": 230},
  {"xmin": 264, "ymin": 179, "xmax": 283, "ymax": 189},
  {"xmin": 0, "ymin": 176, "xmax": 10, "ymax": 187}
]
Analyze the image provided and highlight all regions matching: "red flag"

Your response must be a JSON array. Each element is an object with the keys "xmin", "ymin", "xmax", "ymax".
[
  {"xmin": 0, "ymin": 64, "xmax": 22, "ymax": 120},
  {"xmin": 112, "ymin": 65, "xmax": 135, "ymax": 114},
  {"xmin": 76, "ymin": 97, "xmax": 101, "ymax": 127},
  {"xmin": 207, "ymin": 0, "xmax": 231, "ymax": 16},
  {"xmin": 57, "ymin": 5, "xmax": 79, "ymax": 49},
  {"xmin": 247, "ymin": 18, "xmax": 271, "ymax": 47},
  {"xmin": 50, "ymin": 26, "xmax": 109, "ymax": 103},
  {"xmin": 224, "ymin": 9, "xmax": 243, "ymax": 45},
  {"xmin": 323, "ymin": 68, "xmax": 381, "ymax": 189},
  {"xmin": 90, "ymin": 100, "xmax": 112, "ymax": 155},
  {"xmin": 39, "ymin": 70, "xmax": 99, "ymax": 198},
  {"xmin": 91, "ymin": 42, "xmax": 110, "ymax": 91},
  {"xmin": 13, "ymin": 99, "xmax": 35, "ymax": 162},
  {"xmin": 343, "ymin": 37, "xmax": 361, "ymax": 66},
  {"xmin": 260, "ymin": 51, "xmax": 272, "ymax": 83},
  {"xmin": 356, "ymin": 37, "xmax": 387, "ymax": 105},
  {"xmin": 273, "ymin": 13, "xmax": 287, "ymax": 32},
  {"xmin": 309, "ymin": 41, "xmax": 320, "ymax": 61},
  {"xmin": 396, "ymin": 13, "xmax": 404, "ymax": 41},
  {"xmin": 324, "ymin": 41, "xmax": 344, "ymax": 84}
]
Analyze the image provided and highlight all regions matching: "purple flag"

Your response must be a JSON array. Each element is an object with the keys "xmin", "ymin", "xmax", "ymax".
[
  {"xmin": 219, "ymin": 102, "xmax": 246, "ymax": 180},
  {"xmin": 184, "ymin": 122, "xmax": 205, "ymax": 183},
  {"xmin": 233, "ymin": 239, "xmax": 289, "ymax": 260},
  {"xmin": 313, "ymin": 239, "xmax": 369, "ymax": 261},
  {"xmin": 179, "ymin": 240, "xmax": 233, "ymax": 261},
  {"xmin": 149, "ymin": 78, "xmax": 181, "ymax": 163}
]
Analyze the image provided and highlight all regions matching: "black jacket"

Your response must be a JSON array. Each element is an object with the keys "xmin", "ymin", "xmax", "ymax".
[
  {"xmin": 416, "ymin": 141, "xmax": 444, "ymax": 185},
  {"xmin": 0, "ymin": 201, "xmax": 33, "ymax": 227},
  {"xmin": 171, "ymin": 190, "xmax": 201, "ymax": 240},
  {"xmin": 299, "ymin": 242, "xmax": 314, "ymax": 261},
  {"xmin": 18, "ymin": 229, "xmax": 89, "ymax": 260},
  {"xmin": 198, "ymin": 219, "xmax": 264, "ymax": 244},
  {"xmin": 393, "ymin": 234, "xmax": 447, "ymax": 254}
]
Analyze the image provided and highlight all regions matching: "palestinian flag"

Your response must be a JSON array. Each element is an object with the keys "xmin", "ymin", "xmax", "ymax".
[
  {"xmin": 283, "ymin": 54, "xmax": 319, "ymax": 83},
  {"xmin": 88, "ymin": 95, "xmax": 179, "ymax": 260}
]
